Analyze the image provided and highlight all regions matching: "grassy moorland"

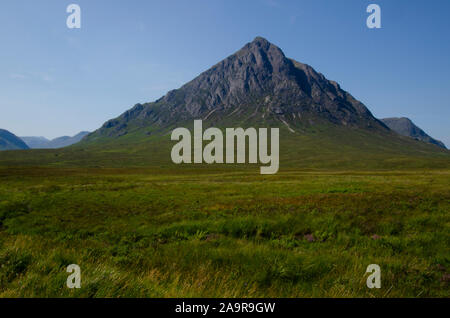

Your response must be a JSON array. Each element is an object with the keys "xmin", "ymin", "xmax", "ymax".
[
  {"xmin": 0, "ymin": 166, "xmax": 449, "ymax": 297},
  {"xmin": 0, "ymin": 125, "xmax": 449, "ymax": 297}
]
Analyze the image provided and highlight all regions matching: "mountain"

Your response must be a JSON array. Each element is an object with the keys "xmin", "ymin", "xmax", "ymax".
[
  {"xmin": 20, "ymin": 136, "xmax": 50, "ymax": 149},
  {"xmin": 75, "ymin": 36, "xmax": 450, "ymax": 169},
  {"xmin": 88, "ymin": 36, "xmax": 387, "ymax": 141},
  {"xmin": 1, "ymin": 37, "xmax": 448, "ymax": 169},
  {"xmin": 0, "ymin": 129, "xmax": 29, "ymax": 151},
  {"xmin": 45, "ymin": 131, "xmax": 90, "ymax": 148},
  {"xmin": 21, "ymin": 131, "xmax": 90, "ymax": 149},
  {"xmin": 381, "ymin": 117, "xmax": 446, "ymax": 149}
]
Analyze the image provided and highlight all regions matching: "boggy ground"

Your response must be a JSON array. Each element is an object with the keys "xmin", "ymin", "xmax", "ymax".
[{"xmin": 0, "ymin": 167, "xmax": 449, "ymax": 297}]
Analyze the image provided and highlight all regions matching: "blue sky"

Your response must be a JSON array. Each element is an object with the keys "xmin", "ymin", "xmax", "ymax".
[{"xmin": 0, "ymin": 0, "xmax": 449, "ymax": 146}]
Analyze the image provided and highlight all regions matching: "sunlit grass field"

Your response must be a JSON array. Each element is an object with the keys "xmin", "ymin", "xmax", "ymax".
[{"xmin": 0, "ymin": 167, "xmax": 448, "ymax": 297}]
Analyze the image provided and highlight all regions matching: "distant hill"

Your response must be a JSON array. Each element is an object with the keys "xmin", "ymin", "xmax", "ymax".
[
  {"xmin": 20, "ymin": 136, "xmax": 51, "ymax": 149},
  {"xmin": 21, "ymin": 131, "xmax": 90, "ymax": 149},
  {"xmin": 381, "ymin": 117, "xmax": 446, "ymax": 149},
  {"xmin": 0, "ymin": 129, "xmax": 29, "ymax": 151}
]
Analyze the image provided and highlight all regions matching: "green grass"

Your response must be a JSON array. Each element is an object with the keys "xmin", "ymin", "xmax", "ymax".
[
  {"xmin": 0, "ymin": 167, "xmax": 448, "ymax": 297},
  {"xmin": 1, "ymin": 122, "xmax": 449, "ymax": 170},
  {"xmin": 0, "ymin": 123, "xmax": 449, "ymax": 297}
]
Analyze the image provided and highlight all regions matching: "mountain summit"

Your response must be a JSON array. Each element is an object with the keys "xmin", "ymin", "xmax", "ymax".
[{"xmin": 88, "ymin": 37, "xmax": 386, "ymax": 140}]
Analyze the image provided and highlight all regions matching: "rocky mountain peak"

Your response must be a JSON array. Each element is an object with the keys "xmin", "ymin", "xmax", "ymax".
[
  {"xmin": 238, "ymin": 36, "xmax": 289, "ymax": 72},
  {"xmin": 94, "ymin": 37, "xmax": 387, "ymax": 138}
]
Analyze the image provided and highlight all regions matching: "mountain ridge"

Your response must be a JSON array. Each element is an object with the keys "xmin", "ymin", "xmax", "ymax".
[
  {"xmin": 21, "ymin": 131, "xmax": 90, "ymax": 149},
  {"xmin": 381, "ymin": 117, "xmax": 446, "ymax": 149},
  {"xmin": 0, "ymin": 129, "xmax": 29, "ymax": 151}
]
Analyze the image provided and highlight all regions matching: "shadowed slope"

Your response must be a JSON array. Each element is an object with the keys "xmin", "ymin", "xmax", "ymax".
[{"xmin": 0, "ymin": 129, "xmax": 29, "ymax": 151}]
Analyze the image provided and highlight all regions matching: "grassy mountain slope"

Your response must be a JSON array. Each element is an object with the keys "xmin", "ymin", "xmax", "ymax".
[{"xmin": 0, "ymin": 123, "xmax": 449, "ymax": 170}]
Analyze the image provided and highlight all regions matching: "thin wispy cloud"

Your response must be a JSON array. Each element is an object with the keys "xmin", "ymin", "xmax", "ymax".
[
  {"xmin": 9, "ymin": 72, "xmax": 54, "ymax": 83},
  {"xmin": 42, "ymin": 74, "xmax": 53, "ymax": 82},
  {"xmin": 10, "ymin": 73, "xmax": 28, "ymax": 80}
]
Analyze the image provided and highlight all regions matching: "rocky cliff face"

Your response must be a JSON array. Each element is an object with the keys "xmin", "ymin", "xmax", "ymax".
[
  {"xmin": 90, "ymin": 37, "xmax": 387, "ymax": 139},
  {"xmin": 381, "ymin": 117, "xmax": 446, "ymax": 149}
]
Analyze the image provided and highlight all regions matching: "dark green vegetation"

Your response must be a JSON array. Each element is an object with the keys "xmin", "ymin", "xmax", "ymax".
[{"xmin": 0, "ymin": 166, "xmax": 448, "ymax": 297}]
